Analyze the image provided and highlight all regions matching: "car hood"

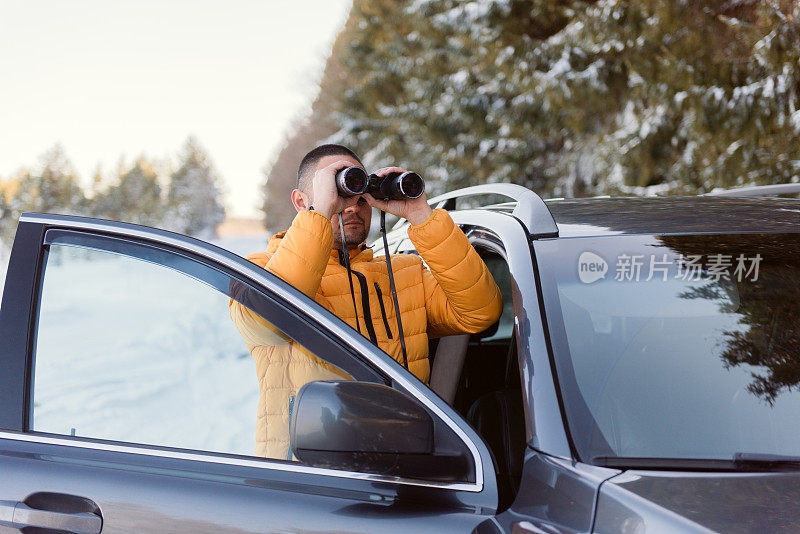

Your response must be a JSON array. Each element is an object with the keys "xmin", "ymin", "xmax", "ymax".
[{"xmin": 593, "ymin": 470, "xmax": 800, "ymax": 533}]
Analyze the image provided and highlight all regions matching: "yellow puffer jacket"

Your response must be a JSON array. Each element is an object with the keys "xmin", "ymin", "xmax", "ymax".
[{"xmin": 230, "ymin": 208, "xmax": 502, "ymax": 459}]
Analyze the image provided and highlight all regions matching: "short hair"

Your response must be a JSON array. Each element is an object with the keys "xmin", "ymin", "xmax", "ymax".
[{"xmin": 297, "ymin": 144, "xmax": 362, "ymax": 194}]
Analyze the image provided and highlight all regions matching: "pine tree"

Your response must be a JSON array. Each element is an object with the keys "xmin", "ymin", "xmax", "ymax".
[
  {"xmin": 8, "ymin": 145, "xmax": 86, "ymax": 217},
  {"xmin": 547, "ymin": 0, "xmax": 800, "ymax": 196},
  {"xmin": 164, "ymin": 137, "xmax": 226, "ymax": 238},
  {"xmin": 95, "ymin": 157, "xmax": 164, "ymax": 226},
  {"xmin": 318, "ymin": 0, "xmax": 800, "ymax": 198},
  {"xmin": 326, "ymin": 0, "xmax": 594, "ymax": 194}
]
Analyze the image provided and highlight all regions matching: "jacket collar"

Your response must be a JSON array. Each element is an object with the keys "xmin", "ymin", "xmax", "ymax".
[
  {"xmin": 267, "ymin": 231, "xmax": 374, "ymax": 265},
  {"xmin": 331, "ymin": 243, "xmax": 373, "ymax": 266}
]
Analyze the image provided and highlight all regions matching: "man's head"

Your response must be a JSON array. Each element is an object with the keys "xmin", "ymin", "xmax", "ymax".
[
  {"xmin": 296, "ymin": 144, "xmax": 362, "ymax": 195},
  {"xmin": 291, "ymin": 144, "xmax": 371, "ymax": 250}
]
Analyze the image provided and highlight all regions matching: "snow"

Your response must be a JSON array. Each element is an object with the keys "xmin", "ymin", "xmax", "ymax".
[
  {"xmin": 549, "ymin": 53, "xmax": 573, "ymax": 78},
  {"xmin": 478, "ymin": 139, "xmax": 495, "ymax": 158},
  {"xmin": 432, "ymin": 0, "xmax": 510, "ymax": 38},
  {"xmin": 404, "ymin": 0, "xmax": 434, "ymax": 14},
  {"xmin": 450, "ymin": 69, "xmax": 470, "ymax": 88},
  {"xmin": 709, "ymin": 86, "xmax": 726, "ymax": 103},
  {"xmin": 726, "ymin": 140, "xmax": 744, "ymax": 156},
  {"xmin": 638, "ymin": 104, "xmax": 666, "ymax": 139},
  {"xmin": 792, "ymin": 110, "xmax": 800, "ymax": 133},
  {"xmin": 3, "ymin": 234, "xmax": 269, "ymax": 457},
  {"xmin": 495, "ymin": 46, "xmax": 515, "ymax": 65}
]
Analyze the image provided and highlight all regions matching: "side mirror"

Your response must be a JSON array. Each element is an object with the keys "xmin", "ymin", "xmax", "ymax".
[{"xmin": 290, "ymin": 381, "xmax": 471, "ymax": 481}]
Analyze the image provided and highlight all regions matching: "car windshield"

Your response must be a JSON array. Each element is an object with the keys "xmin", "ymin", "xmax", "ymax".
[{"xmin": 535, "ymin": 233, "xmax": 800, "ymax": 464}]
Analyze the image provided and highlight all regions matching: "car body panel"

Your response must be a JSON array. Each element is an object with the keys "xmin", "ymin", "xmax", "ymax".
[
  {"xmin": 594, "ymin": 470, "xmax": 800, "ymax": 533},
  {"xmin": 489, "ymin": 451, "xmax": 619, "ymax": 534},
  {"xmin": 546, "ymin": 197, "xmax": 800, "ymax": 238}
]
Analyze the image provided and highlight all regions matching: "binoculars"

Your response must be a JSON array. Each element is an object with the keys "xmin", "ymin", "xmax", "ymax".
[{"xmin": 335, "ymin": 167, "xmax": 425, "ymax": 201}]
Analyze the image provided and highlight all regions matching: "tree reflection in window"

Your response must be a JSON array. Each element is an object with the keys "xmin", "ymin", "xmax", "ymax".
[{"xmin": 660, "ymin": 233, "xmax": 800, "ymax": 406}]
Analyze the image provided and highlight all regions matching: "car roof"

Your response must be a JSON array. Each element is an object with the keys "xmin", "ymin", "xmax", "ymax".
[{"xmin": 542, "ymin": 196, "xmax": 800, "ymax": 238}]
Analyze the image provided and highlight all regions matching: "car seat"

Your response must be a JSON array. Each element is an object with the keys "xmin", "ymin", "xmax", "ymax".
[{"xmin": 467, "ymin": 336, "xmax": 525, "ymax": 510}]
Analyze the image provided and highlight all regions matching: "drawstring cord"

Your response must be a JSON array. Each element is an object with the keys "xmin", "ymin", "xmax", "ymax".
[{"xmin": 338, "ymin": 211, "xmax": 408, "ymax": 372}]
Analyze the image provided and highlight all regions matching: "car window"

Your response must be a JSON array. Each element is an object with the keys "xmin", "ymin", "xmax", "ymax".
[
  {"xmin": 31, "ymin": 238, "xmax": 354, "ymax": 462},
  {"xmin": 479, "ymin": 253, "xmax": 513, "ymax": 342},
  {"xmin": 535, "ymin": 233, "xmax": 800, "ymax": 463}
]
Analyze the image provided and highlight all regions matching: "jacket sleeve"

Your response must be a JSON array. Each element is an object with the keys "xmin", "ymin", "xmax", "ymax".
[
  {"xmin": 263, "ymin": 209, "xmax": 334, "ymax": 298},
  {"xmin": 228, "ymin": 209, "xmax": 333, "ymax": 347},
  {"xmin": 228, "ymin": 300, "xmax": 290, "ymax": 348},
  {"xmin": 408, "ymin": 209, "xmax": 503, "ymax": 337}
]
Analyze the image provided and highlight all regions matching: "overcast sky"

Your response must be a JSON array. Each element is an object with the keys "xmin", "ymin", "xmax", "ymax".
[{"xmin": 0, "ymin": 0, "xmax": 351, "ymax": 218}]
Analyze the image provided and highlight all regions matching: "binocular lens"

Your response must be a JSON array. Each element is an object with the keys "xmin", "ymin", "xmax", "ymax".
[
  {"xmin": 398, "ymin": 172, "xmax": 424, "ymax": 199},
  {"xmin": 335, "ymin": 167, "xmax": 368, "ymax": 197},
  {"xmin": 365, "ymin": 171, "xmax": 426, "ymax": 201},
  {"xmin": 337, "ymin": 167, "xmax": 425, "ymax": 201}
]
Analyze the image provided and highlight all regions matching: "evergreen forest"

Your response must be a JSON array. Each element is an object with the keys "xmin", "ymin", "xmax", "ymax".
[
  {"xmin": 263, "ymin": 0, "xmax": 800, "ymax": 231},
  {"xmin": 0, "ymin": 138, "xmax": 226, "ymax": 246}
]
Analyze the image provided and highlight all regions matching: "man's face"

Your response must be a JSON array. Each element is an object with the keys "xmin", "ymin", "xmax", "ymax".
[{"xmin": 311, "ymin": 154, "xmax": 372, "ymax": 249}]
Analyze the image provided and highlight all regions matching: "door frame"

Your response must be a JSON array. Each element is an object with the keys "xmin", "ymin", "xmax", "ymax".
[{"xmin": 381, "ymin": 209, "xmax": 573, "ymax": 459}]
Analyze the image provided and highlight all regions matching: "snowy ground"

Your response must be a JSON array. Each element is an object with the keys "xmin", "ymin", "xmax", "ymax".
[{"xmin": 3, "ymin": 233, "xmax": 271, "ymax": 458}]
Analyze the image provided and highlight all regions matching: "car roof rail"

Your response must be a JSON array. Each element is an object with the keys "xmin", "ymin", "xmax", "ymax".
[
  {"xmin": 394, "ymin": 184, "xmax": 559, "ymax": 237},
  {"xmin": 702, "ymin": 183, "xmax": 800, "ymax": 198}
]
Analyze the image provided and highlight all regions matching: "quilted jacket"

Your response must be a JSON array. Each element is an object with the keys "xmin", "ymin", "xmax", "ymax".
[{"xmin": 229, "ymin": 208, "xmax": 502, "ymax": 459}]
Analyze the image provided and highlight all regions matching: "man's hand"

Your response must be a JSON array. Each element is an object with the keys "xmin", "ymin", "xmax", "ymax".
[
  {"xmin": 364, "ymin": 167, "xmax": 433, "ymax": 226},
  {"xmin": 311, "ymin": 160, "xmax": 361, "ymax": 220}
]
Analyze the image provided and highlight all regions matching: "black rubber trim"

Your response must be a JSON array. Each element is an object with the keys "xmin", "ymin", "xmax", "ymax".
[
  {"xmin": 0, "ymin": 222, "xmax": 47, "ymax": 431},
  {"xmin": 373, "ymin": 282, "xmax": 393, "ymax": 339}
]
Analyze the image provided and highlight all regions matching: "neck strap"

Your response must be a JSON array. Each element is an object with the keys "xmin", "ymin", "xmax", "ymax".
[
  {"xmin": 381, "ymin": 210, "xmax": 408, "ymax": 370},
  {"xmin": 338, "ymin": 213, "xmax": 361, "ymax": 335}
]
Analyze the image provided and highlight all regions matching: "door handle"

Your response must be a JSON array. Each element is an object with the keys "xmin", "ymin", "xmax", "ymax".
[{"xmin": 0, "ymin": 496, "xmax": 102, "ymax": 534}]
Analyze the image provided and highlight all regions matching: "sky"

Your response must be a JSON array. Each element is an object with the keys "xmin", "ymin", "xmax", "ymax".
[{"xmin": 0, "ymin": 0, "xmax": 352, "ymax": 218}]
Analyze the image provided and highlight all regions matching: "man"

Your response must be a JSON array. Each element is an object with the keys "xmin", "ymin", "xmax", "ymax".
[{"xmin": 230, "ymin": 144, "xmax": 502, "ymax": 459}]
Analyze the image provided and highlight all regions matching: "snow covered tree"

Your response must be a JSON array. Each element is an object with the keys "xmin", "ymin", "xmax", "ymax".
[
  {"xmin": 164, "ymin": 137, "xmax": 226, "ymax": 238},
  {"xmin": 329, "ymin": 0, "xmax": 581, "ymax": 194},
  {"xmin": 7, "ymin": 145, "xmax": 86, "ymax": 217},
  {"xmin": 2, "ymin": 142, "xmax": 228, "ymax": 237},
  {"xmin": 95, "ymin": 157, "xmax": 164, "ymax": 226},
  {"xmin": 0, "ymin": 146, "xmax": 87, "ymax": 247},
  {"xmin": 549, "ymin": 0, "xmax": 800, "ymax": 196},
  {"xmin": 315, "ymin": 0, "xmax": 799, "ymax": 198}
]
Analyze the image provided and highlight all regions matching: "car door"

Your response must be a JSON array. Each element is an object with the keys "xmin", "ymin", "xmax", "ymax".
[{"xmin": 0, "ymin": 213, "xmax": 498, "ymax": 533}]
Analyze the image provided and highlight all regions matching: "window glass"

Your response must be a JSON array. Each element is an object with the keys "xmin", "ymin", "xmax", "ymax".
[
  {"xmin": 536, "ymin": 233, "xmax": 800, "ymax": 462},
  {"xmin": 32, "ymin": 242, "xmax": 350, "ymax": 461},
  {"xmin": 480, "ymin": 253, "xmax": 513, "ymax": 341}
]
